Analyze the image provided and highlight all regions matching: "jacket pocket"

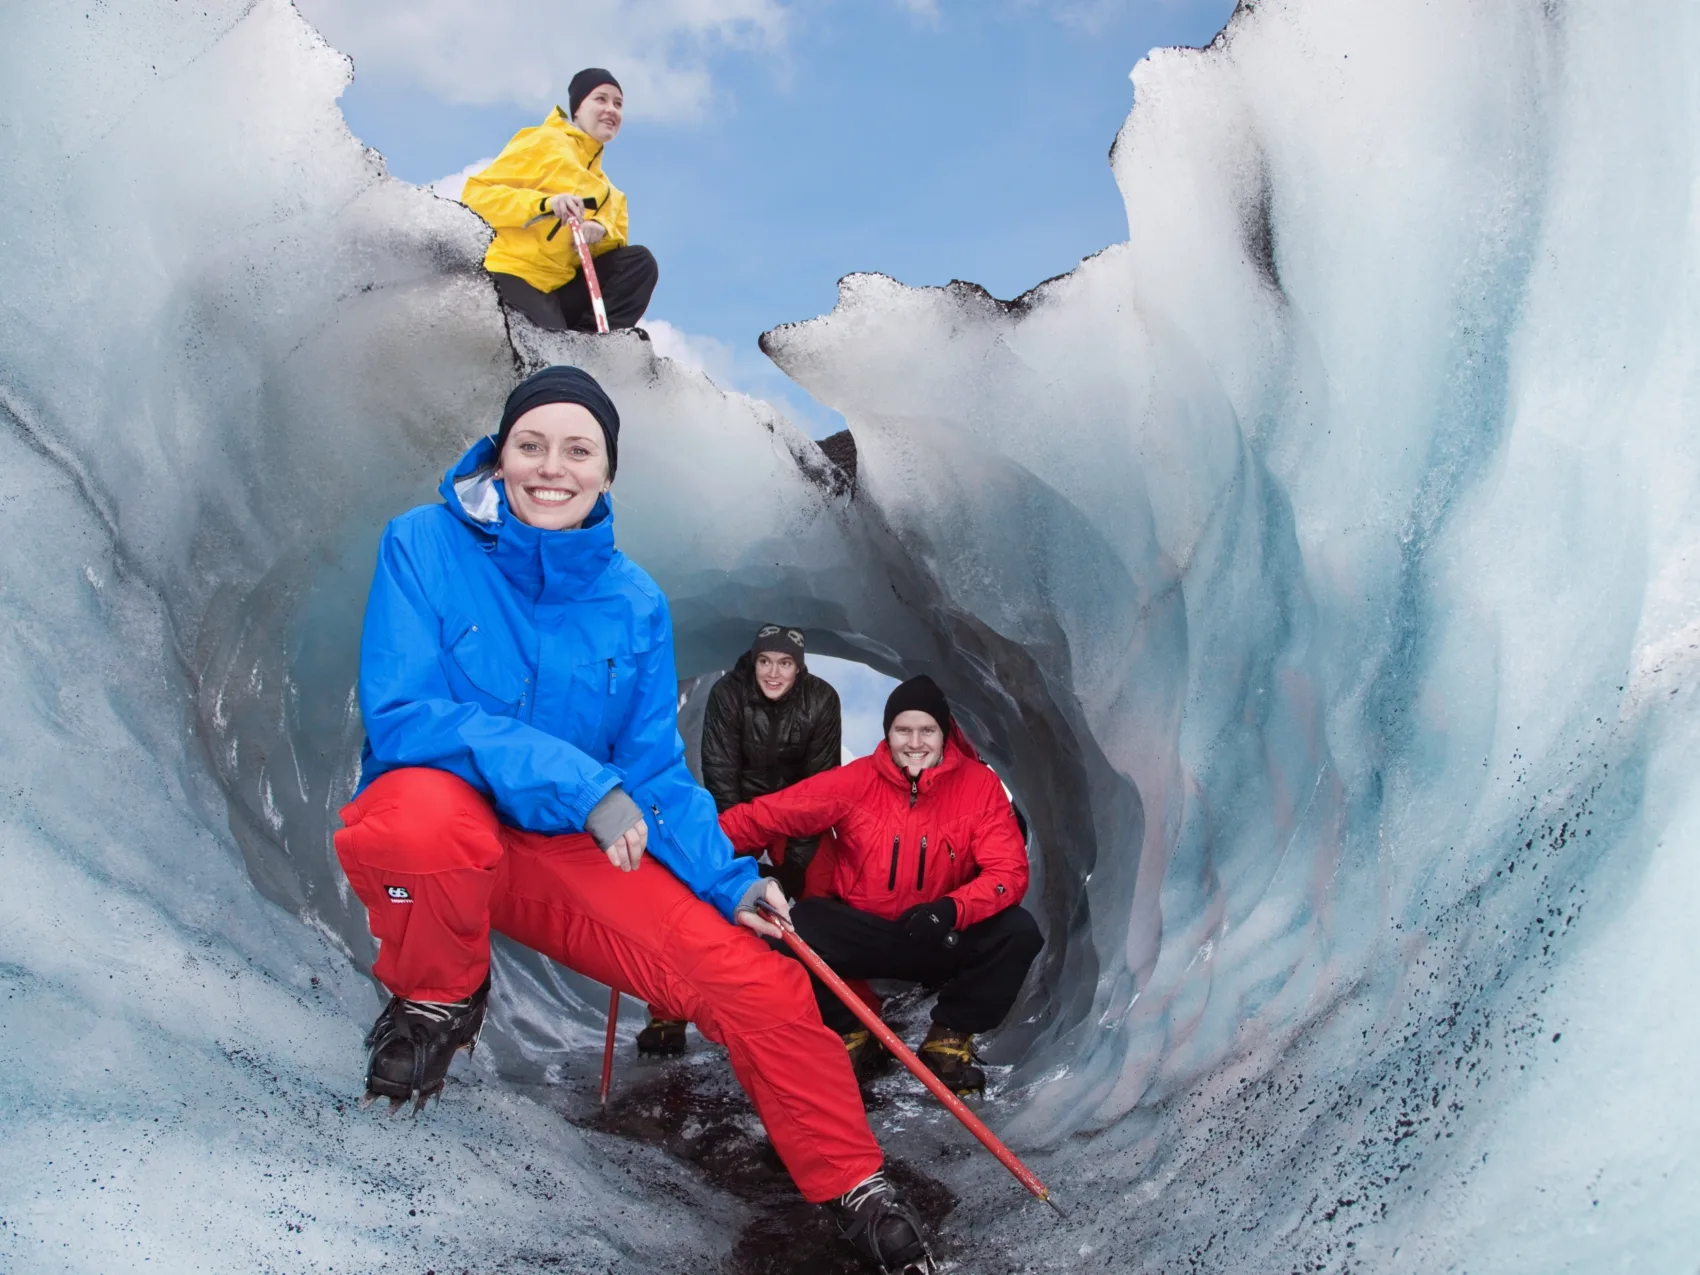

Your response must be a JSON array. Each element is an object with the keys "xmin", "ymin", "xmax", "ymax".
[
  {"xmin": 447, "ymin": 620, "xmax": 527, "ymax": 712},
  {"xmin": 573, "ymin": 649, "xmax": 640, "ymax": 749}
]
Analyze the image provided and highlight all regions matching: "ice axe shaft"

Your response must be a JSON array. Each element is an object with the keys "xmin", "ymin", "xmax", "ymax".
[
  {"xmin": 599, "ymin": 985, "xmax": 620, "ymax": 1104},
  {"xmin": 566, "ymin": 218, "xmax": 611, "ymax": 333},
  {"xmin": 756, "ymin": 901, "xmax": 1065, "ymax": 1219}
]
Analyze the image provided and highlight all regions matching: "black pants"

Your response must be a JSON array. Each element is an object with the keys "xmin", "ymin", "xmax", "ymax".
[
  {"xmin": 788, "ymin": 898, "xmax": 1043, "ymax": 1035},
  {"xmin": 491, "ymin": 244, "xmax": 658, "ymax": 332}
]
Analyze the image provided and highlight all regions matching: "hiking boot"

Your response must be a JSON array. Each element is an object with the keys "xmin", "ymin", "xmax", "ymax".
[
  {"xmin": 918, "ymin": 1024, "xmax": 985, "ymax": 1096},
  {"xmin": 635, "ymin": 1016, "xmax": 688, "ymax": 1056},
  {"xmin": 843, "ymin": 1028, "xmax": 886, "ymax": 1083},
  {"xmin": 826, "ymin": 1170, "xmax": 934, "ymax": 1273},
  {"xmin": 362, "ymin": 974, "xmax": 489, "ymax": 1113}
]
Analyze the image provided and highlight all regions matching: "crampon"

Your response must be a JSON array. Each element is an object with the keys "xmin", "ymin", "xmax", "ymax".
[
  {"xmin": 827, "ymin": 1171, "xmax": 936, "ymax": 1274},
  {"xmin": 358, "ymin": 974, "xmax": 489, "ymax": 1115}
]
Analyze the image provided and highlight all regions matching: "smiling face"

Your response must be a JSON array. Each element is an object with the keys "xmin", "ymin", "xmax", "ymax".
[
  {"xmin": 887, "ymin": 710, "xmax": 945, "ymax": 776},
  {"xmin": 754, "ymin": 652, "xmax": 799, "ymax": 701},
  {"xmin": 574, "ymin": 83, "xmax": 623, "ymax": 144},
  {"xmin": 495, "ymin": 402, "xmax": 609, "ymax": 531}
]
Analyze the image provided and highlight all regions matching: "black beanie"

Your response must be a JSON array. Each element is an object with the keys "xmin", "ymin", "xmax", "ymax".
[
  {"xmin": 494, "ymin": 365, "xmax": 621, "ymax": 479},
  {"xmin": 751, "ymin": 623, "xmax": 806, "ymax": 663},
  {"xmin": 883, "ymin": 675, "xmax": 952, "ymax": 739},
  {"xmin": 568, "ymin": 68, "xmax": 621, "ymax": 120}
]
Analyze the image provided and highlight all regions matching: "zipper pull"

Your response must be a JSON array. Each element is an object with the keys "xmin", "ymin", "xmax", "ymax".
[
  {"xmin": 909, "ymin": 775, "xmax": 919, "ymax": 808},
  {"xmin": 917, "ymin": 835, "xmax": 928, "ymax": 891},
  {"xmin": 607, "ymin": 657, "xmax": 616, "ymax": 694}
]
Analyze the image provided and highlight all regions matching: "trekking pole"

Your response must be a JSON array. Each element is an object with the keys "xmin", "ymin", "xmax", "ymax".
[
  {"xmin": 755, "ymin": 901, "xmax": 1066, "ymax": 1220},
  {"xmin": 599, "ymin": 985, "xmax": 620, "ymax": 1104},
  {"xmin": 566, "ymin": 217, "xmax": 611, "ymax": 334}
]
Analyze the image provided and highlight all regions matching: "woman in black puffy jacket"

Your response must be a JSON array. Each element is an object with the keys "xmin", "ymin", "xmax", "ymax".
[{"xmin": 637, "ymin": 623, "xmax": 841, "ymax": 1055}]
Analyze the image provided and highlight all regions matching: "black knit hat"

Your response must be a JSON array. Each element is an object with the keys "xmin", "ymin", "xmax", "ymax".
[
  {"xmin": 568, "ymin": 68, "xmax": 621, "ymax": 120},
  {"xmin": 751, "ymin": 623, "xmax": 806, "ymax": 663},
  {"xmin": 883, "ymin": 675, "xmax": 952, "ymax": 739},
  {"xmin": 495, "ymin": 365, "xmax": 621, "ymax": 479}
]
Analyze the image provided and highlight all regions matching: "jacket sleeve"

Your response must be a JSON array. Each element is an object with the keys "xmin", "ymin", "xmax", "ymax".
[
  {"xmin": 801, "ymin": 680, "xmax": 842, "ymax": 779},
  {"xmin": 945, "ymin": 775, "xmax": 1031, "ymax": 928},
  {"xmin": 612, "ymin": 596, "xmax": 759, "ymax": 922},
  {"xmin": 784, "ymin": 680, "xmax": 843, "ymax": 866},
  {"xmin": 719, "ymin": 764, "xmax": 859, "ymax": 852},
  {"xmin": 461, "ymin": 127, "xmax": 610, "ymax": 235},
  {"xmin": 589, "ymin": 187, "xmax": 629, "ymax": 254},
  {"xmin": 360, "ymin": 527, "xmax": 623, "ymax": 833},
  {"xmin": 460, "ymin": 131, "xmax": 560, "ymax": 230},
  {"xmin": 698, "ymin": 675, "xmax": 744, "ymax": 813}
]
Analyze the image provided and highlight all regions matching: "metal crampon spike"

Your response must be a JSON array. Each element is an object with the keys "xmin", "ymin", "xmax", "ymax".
[
  {"xmin": 357, "ymin": 1092, "xmax": 379, "ymax": 1111},
  {"xmin": 387, "ymin": 1095, "xmax": 409, "ymax": 1116}
]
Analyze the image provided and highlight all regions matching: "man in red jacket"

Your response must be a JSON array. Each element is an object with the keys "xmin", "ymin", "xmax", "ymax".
[{"xmin": 719, "ymin": 676, "xmax": 1042, "ymax": 1095}]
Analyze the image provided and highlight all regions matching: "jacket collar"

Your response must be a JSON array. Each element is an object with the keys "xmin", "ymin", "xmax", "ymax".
[
  {"xmin": 440, "ymin": 436, "xmax": 616, "ymax": 602},
  {"xmin": 870, "ymin": 723, "xmax": 978, "ymax": 795},
  {"xmin": 545, "ymin": 106, "xmax": 605, "ymax": 168}
]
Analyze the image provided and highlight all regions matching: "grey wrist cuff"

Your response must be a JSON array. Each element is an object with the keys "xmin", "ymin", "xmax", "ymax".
[
  {"xmin": 735, "ymin": 877, "xmax": 769, "ymax": 915},
  {"xmin": 585, "ymin": 787, "xmax": 644, "ymax": 851}
]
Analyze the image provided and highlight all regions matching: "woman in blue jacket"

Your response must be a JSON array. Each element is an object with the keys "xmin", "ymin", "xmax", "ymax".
[{"xmin": 332, "ymin": 367, "xmax": 931, "ymax": 1271}]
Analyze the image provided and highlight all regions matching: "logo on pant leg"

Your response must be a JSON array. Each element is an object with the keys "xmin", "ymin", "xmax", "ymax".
[{"xmin": 385, "ymin": 885, "xmax": 412, "ymax": 902}]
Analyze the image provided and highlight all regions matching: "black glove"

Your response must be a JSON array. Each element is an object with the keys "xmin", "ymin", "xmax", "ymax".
[{"xmin": 899, "ymin": 898, "xmax": 959, "ymax": 951}]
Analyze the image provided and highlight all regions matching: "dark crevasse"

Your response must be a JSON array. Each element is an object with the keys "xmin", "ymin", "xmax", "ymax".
[{"xmin": 1, "ymin": 0, "xmax": 1696, "ymax": 1271}]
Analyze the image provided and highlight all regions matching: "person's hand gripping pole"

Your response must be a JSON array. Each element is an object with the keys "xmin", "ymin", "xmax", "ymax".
[{"xmin": 754, "ymin": 899, "xmax": 1067, "ymax": 1219}]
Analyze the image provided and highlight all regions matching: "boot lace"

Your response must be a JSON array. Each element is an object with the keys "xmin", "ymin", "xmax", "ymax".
[
  {"xmin": 402, "ymin": 994, "xmax": 471, "ymax": 1024},
  {"xmin": 838, "ymin": 1170, "xmax": 894, "ymax": 1213}
]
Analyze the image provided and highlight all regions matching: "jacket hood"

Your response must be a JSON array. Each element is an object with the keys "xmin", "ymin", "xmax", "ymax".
[
  {"xmin": 544, "ymin": 106, "xmax": 606, "ymax": 166},
  {"xmin": 438, "ymin": 435, "xmax": 615, "ymax": 601}
]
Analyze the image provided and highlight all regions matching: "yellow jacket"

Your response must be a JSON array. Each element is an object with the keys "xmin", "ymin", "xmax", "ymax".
[{"xmin": 462, "ymin": 106, "xmax": 629, "ymax": 293}]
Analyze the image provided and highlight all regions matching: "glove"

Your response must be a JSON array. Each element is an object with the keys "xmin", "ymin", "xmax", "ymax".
[{"xmin": 899, "ymin": 898, "xmax": 959, "ymax": 951}]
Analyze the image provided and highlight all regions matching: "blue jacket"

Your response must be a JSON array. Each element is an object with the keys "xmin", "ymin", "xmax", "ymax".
[{"xmin": 355, "ymin": 437, "xmax": 759, "ymax": 921}]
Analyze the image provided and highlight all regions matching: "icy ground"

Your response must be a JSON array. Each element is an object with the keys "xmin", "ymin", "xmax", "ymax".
[{"xmin": 2, "ymin": 0, "xmax": 1698, "ymax": 1270}]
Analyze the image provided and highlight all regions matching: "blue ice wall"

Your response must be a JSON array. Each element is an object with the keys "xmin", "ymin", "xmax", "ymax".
[{"xmin": 0, "ymin": 0, "xmax": 1695, "ymax": 1270}]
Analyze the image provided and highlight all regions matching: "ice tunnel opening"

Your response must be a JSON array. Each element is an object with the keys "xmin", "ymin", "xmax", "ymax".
[{"xmin": 185, "ymin": 323, "xmax": 1138, "ymax": 1096}]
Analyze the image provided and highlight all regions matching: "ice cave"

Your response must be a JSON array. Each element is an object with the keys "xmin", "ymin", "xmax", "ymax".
[{"xmin": 1, "ymin": 0, "xmax": 1696, "ymax": 1270}]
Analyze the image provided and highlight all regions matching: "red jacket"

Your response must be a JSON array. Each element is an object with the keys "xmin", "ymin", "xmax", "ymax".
[{"xmin": 718, "ymin": 728, "xmax": 1028, "ymax": 928}]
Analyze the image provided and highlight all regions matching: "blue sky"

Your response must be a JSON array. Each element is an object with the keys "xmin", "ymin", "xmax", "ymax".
[{"xmin": 301, "ymin": 0, "xmax": 1238, "ymax": 433}]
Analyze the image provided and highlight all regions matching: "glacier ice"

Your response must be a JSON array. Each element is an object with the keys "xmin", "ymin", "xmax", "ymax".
[{"xmin": 1, "ymin": 0, "xmax": 1697, "ymax": 1270}]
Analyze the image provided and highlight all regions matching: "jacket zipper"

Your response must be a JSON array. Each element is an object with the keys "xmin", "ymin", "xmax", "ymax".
[
  {"xmin": 916, "ymin": 835, "xmax": 927, "ymax": 891},
  {"xmin": 909, "ymin": 775, "xmax": 919, "ymax": 808},
  {"xmin": 887, "ymin": 835, "xmax": 900, "ymax": 890},
  {"xmin": 607, "ymin": 657, "xmax": 616, "ymax": 694}
]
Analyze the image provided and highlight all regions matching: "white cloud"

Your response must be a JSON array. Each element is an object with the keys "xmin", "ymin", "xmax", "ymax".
[
  {"xmin": 296, "ymin": 0, "xmax": 789, "ymax": 122},
  {"xmin": 642, "ymin": 318, "xmax": 744, "ymax": 381},
  {"xmin": 428, "ymin": 157, "xmax": 496, "ymax": 203},
  {"xmin": 644, "ymin": 319, "xmax": 846, "ymax": 439}
]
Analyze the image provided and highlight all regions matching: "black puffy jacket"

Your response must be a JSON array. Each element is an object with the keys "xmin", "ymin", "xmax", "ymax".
[{"xmin": 700, "ymin": 651, "xmax": 841, "ymax": 869}]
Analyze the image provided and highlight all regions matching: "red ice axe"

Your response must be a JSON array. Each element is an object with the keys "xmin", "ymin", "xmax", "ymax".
[
  {"xmin": 567, "ymin": 217, "xmax": 611, "ymax": 334},
  {"xmin": 756, "ymin": 900, "xmax": 1067, "ymax": 1220},
  {"xmin": 520, "ymin": 207, "xmax": 612, "ymax": 335}
]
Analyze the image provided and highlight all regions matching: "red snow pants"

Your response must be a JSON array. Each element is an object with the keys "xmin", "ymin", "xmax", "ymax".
[{"xmin": 333, "ymin": 767, "xmax": 883, "ymax": 1203}]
